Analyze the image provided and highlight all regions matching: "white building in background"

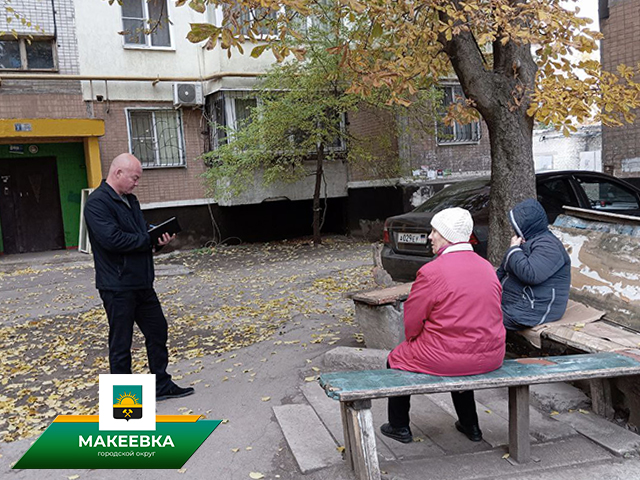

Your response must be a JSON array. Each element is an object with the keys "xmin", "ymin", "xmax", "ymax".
[{"xmin": 533, "ymin": 124, "xmax": 602, "ymax": 173}]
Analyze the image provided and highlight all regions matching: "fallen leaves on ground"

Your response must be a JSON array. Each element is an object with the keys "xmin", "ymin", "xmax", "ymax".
[{"xmin": 0, "ymin": 238, "xmax": 373, "ymax": 442}]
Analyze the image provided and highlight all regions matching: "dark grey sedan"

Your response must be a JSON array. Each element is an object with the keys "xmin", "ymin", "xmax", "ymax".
[{"xmin": 381, "ymin": 171, "xmax": 640, "ymax": 281}]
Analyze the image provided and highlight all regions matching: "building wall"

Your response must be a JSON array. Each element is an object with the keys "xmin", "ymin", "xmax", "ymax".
[
  {"xmin": 347, "ymin": 105, "xmax": 400, "ymax": 182},
  {"xmin": 73, "ymin": 1, "xmax": 275, "ymax": 102},
  {"xmin": 398, "ymin": 115, "xmax": 491, "ymax": 178},
  {"xmin": 600, "ymin": 0, "xmax": 640, "ymax": 177},
  {"xmin": 533, "ymin": 125, "xmax": 602, "ymax": 171},
  {"xmin": 0, "ymin": 0, "xmax": 80, "ymax": 75},
  {"xmin": 89, "ymin": 101, "xmax": 208, "ymax": 205}
]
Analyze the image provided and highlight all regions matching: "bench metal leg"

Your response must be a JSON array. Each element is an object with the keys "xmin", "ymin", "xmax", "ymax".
[
  {"xmin": 590, "ymin": 378, "xmax": 615, "ymax": 420},
  {"xmin": 341, "ymin": 400, "xmax": 380, "ymax": 480},
  {"xmin": 508, "ymin": 385, "xmax": 530, "ymax": 464}
]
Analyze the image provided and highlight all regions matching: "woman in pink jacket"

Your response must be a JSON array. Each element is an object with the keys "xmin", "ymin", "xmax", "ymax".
[{"xmin": 382, "ymin": 207, "xmax": 505, "ymax": 444}]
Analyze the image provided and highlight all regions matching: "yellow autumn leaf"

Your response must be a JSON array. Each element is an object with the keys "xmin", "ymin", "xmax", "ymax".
[
  {"xmin": 68, "ymin": 476, "xmax": 80, "ymax": 480},
  {"xmin": 502, "ymin": 453, "xmax": 510, "ymax": 459},
  {"xmin": 304, "ymin": 376, "xmax": 316, "ymax": 382},
  {"xmin": 249, "ymin": 473, "xmax": 264, "ymax": 480},
  {"xmin": 231, "ymin": 448, "xmax": 240, "ymax": 453},
  {"xmin": 261, "ymin": 396, "xmax": 271, "ymax": 402}
]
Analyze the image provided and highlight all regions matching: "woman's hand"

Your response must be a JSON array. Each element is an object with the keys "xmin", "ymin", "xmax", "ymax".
[{"xmin": 510, "ymin": 235, "xmax": 524, "ymax": 247}]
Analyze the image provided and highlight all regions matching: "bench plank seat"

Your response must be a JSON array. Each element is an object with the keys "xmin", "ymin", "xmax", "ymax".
[
  {"xmin": 320, "ymin": 352, "xmax": 640, "ymax": 402},
  {"xmin": 319, "ymin": 351, "xmax": 640, "ymax": 480}
]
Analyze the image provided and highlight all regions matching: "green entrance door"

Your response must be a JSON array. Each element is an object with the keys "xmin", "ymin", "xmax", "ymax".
[{"xmin": 0, "ymin": 157, "xmax": 66, "ymax": 253}]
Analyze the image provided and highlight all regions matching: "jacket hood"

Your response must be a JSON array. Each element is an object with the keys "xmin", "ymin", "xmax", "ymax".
[{"xmin": 509, "ymin": 198, "xmax": 548, "ymax": 239}]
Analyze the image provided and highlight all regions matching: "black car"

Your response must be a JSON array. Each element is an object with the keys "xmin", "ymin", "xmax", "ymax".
[{"xmin": 381, "ymin": 171, "xmax": 640, "ymax": 281}]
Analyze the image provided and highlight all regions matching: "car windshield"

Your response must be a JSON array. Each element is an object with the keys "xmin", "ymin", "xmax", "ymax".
[{"xmin": 413, "ymin": 178, "xmax": 491, "ymax": 214}]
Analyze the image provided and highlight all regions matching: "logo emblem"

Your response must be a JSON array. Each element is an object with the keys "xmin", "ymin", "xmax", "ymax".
[{"xmin": 113, "ymin": 385, "xmax": 142, "ymax": 421}]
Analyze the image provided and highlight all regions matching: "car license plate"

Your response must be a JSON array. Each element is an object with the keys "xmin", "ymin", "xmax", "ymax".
[{"xmin": 397, "ymin": 233, "xmax": 427, "ymax": 244}]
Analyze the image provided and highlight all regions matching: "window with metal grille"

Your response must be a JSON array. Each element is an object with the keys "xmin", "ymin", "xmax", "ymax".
[
  {"xmin": 121, "ymin": 0, "xmax": 171, "ymax": 48},
  {"xmin": 437, "ymin": 85, "xmax": 481, "ymax": 145},
  {"xmin": 0, "ymin": 38, "xmax": 56, "ymax": 70},
  {"xmin": 127, "ymin": 109, "xmax": 185, "ymax": 168}
]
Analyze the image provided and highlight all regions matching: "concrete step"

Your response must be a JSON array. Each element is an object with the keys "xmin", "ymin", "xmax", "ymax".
[
  {"xmin": 273, "ymin": 404, "xmax": 343, "ymax": 474},
  {"xmin": 407, "ymin": 394, "xmax": 492, "ymax": 455},
  {"xmin": 554, "ymin": 410, "xmax": 640, "ymax": 457},
  {"xmin": 428, "ymin": 392, "xmax": 516, "ymax": 448},
  {"xmin": 382, "ymin": 436, "xmax": 614, "ymax": 480},
  {"xmin": 370, "ymin": 397, "xmax": 445, "ymax": 461}
]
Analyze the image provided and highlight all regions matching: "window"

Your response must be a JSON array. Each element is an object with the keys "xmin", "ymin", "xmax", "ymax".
[
  {"xmin": 224, "ymin": 5, "xmax": 278, "ymax": 37},
  {"xmin": 121, "ymin": 0, "xmax": 171, "ymax": 48},
  {"xmin": 0, "ymin": 38, "xmax": 56, "ymax": 70},
  {"xmin": 209, "ymin": 91, "xmax": 258, "ymax": 148},
  {"xmin": 209, "ymin": 91, "xmax": 346, "ymax": 153},
  {"xmin": 126, "ymin": 109, "xmax": 185, "ymax": 168},
  {"xmin": 437, "ymin": 85, "xmax": 481, "ymax": 145},
  {"xmin": 576, "ymin": 176, "xmax": 640, "ymax": 212}
]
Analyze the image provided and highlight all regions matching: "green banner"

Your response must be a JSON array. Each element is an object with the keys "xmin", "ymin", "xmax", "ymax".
[{"xmin": 14, "ymin": 417, "xmax": 220, "ymax": 469}]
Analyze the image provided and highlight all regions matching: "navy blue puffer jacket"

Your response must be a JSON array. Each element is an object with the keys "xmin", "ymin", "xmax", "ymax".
[{"xmin": 496, "ymin": 199, "xmax": 571, "ymax": 330}]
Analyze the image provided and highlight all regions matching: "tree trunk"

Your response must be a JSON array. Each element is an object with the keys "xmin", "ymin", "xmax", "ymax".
[
  {"xmin": 312, "ymin": 144, "xmax": 324, "ymax": 246},
  {"xmin": 438, "ymin": 11, "xmax": 538, "ymax": 265},
  {"xmin": 484, "ymin": 109, "xmax": 536, "ymax": 265}
]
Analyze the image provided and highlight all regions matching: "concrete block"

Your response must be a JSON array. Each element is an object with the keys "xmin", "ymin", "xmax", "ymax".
[
  {"xmin": 273, "ymin": 404, "xmax": 343, "ymax": 474},
  {"xmin": 554, "ymin": 411, "xmax": 640, "ymax": 457},
  {"xmin": 355, "ymin": 302, "xmax": 404, "ymax": 350},
  {"xmin": 322, "ymin": 346, "xmax": 390, "ymax": 371},
  {"xmin": 530, "ymin": 383, "xmax": 591, "ymax": 413}
]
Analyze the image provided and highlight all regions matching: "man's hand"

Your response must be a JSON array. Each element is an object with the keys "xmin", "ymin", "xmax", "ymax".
[
  {"xmin": 157, "ymin": 232, "xmax": 175, "ymax": 246},
  {"xmin": 510, "ymin": 235, "xmax": 524, "ymax": 247}
]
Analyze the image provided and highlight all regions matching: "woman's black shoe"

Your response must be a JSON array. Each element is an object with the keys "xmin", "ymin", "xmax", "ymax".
[
  {"xmin": 380, "ymin": 423, "xmax": 413, "ymax": 444},
  {"xmin": 455, "ymin": 421, "xmax": 482, "ymax": 442}
]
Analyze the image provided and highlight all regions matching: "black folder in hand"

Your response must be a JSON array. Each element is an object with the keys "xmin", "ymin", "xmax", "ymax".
[{"xmin": 148, "ymin": 217, "xmax": 182, "ymax": 245}]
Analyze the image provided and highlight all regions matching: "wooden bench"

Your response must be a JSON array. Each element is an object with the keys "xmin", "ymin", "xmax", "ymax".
[{"xmin": 319, "ymin": 350, "xmax": 640, "ymax": 480}]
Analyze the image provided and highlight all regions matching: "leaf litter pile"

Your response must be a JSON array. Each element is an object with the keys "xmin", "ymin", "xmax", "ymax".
[{"xmin": 0, "ymin": 237, "xmax": 375, "ymax": 442}]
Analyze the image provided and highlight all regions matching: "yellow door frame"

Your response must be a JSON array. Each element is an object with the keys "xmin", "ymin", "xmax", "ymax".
[{"xmin": 0, "ymin": 118, "xmax": 105, "ymax": 188}]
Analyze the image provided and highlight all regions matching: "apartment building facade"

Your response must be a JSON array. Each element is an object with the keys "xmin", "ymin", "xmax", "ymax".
[
  {"xmin": 0, "ymin": 0, "xmax": 491, "ymax": 253},
  {"xmin": 600, "ymin": 0, "xmax": 640, "ymax": 182}
]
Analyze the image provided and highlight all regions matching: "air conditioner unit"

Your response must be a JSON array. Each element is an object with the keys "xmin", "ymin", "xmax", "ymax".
[{"xmin": 173, "ymin": 82, "xmax": 204, "ymax": 107}]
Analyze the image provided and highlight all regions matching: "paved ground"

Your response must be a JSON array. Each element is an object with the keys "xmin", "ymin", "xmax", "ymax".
[{"xmin": 2, "ymin": 238, "xmax": 640, "ymax": 480}]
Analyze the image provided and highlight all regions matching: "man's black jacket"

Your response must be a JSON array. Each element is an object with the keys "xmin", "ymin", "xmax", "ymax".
[{"xmin": 84, "ymin": 180, "xmax": 154, "ymax": 291}]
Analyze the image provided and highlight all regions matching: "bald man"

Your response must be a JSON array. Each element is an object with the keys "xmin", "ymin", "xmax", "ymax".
[{"xmin": 84, "ymin": 153, "xmax": 194, "ymax": 401}]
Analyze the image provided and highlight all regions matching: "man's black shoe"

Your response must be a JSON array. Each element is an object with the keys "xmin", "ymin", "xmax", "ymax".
[
  {"xmin": 380, "ymin": 423, "xmax": 413, "ymax": 444},
  {"xmin": 455, "ymin": 421, "xmax": 482, "ymax": 442},
  {"xmin": 157, "ymin": 385, "xmax": 195, "ymax": 402}
]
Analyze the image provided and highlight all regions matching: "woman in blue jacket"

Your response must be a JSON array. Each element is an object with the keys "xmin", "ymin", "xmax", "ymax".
[{"xmin": 497, "ymin": 198, "xmax": 571, "ymax": 330}]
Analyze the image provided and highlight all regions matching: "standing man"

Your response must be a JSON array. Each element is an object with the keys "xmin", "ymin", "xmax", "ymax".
[{"xmin": 84, "ymin": 153, "xmax": 194, "ymax": 401}]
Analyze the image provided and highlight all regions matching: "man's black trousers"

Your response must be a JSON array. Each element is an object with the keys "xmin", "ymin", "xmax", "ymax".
[{"xmin": 99, "ymin": 288, "xmax": 172, "ymax": 394}]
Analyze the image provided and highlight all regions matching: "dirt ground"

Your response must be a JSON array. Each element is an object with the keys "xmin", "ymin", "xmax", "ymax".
[{"xmin": 0, "ymin": 236, "xmax": 376, "ymax": 444}]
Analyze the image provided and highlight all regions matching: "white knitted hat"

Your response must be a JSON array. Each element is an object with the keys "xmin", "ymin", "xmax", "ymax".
[{"xmin": 430, "ymin": 207, "xmax": 473, "ymax": 244}]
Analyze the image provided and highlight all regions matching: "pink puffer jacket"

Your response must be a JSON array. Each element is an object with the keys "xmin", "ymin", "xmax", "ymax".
[{"xmin": 388, "ymin": 245, "xmax": 505, "ymax": 376}]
